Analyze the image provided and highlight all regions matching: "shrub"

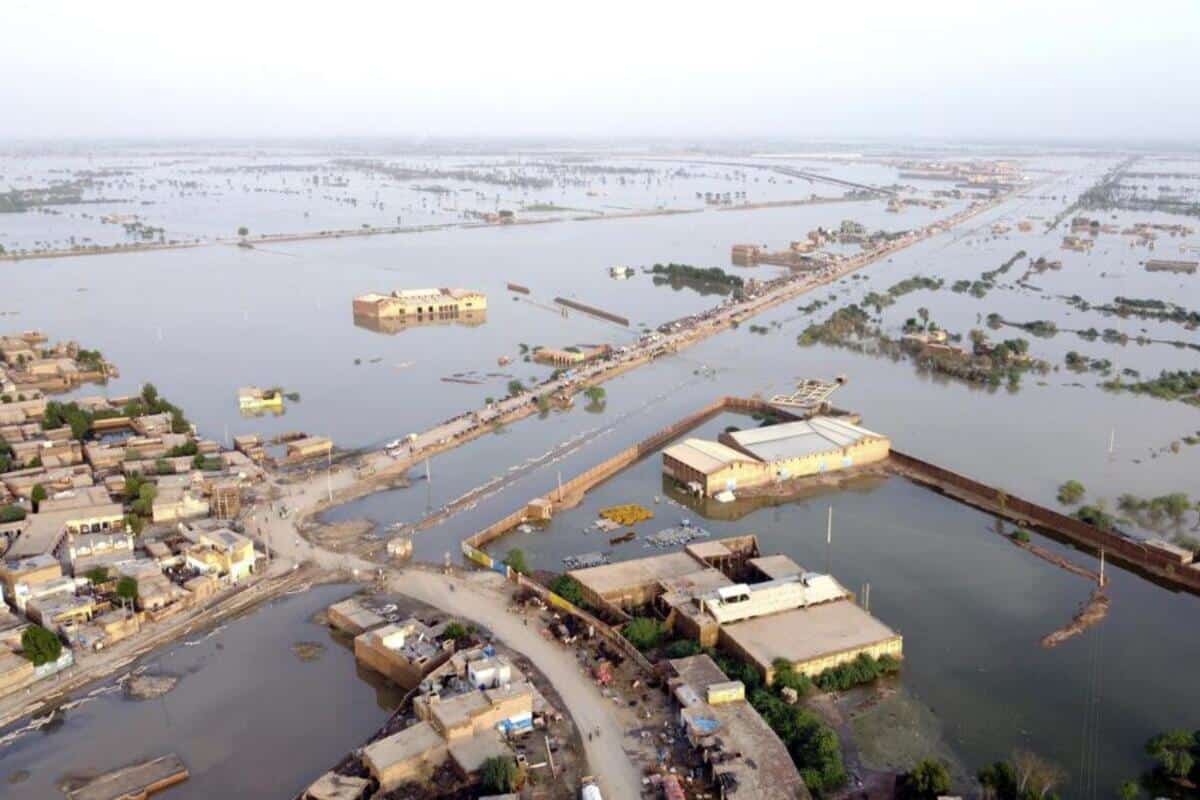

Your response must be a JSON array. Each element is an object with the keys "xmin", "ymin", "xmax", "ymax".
[
  {"xmin": 622, "ymin": 617, "xmax": 667, "ymax": 651},
  {"xmin": 902, "ymin": 758, "xmax": 952, "ymax": 799},
  {"xmin": 664, "ymin": 639, "xmax": 702, "ymax": 659},
  {"xmin": 548, "ymin": 575, "xmax": 584, "ymax": 606},
  {"xmin": 1075, "ymin": 504, "xmax": 1116, "ymax": 531},
  {"xmin": 772, "ymin": 658, "xmax": 813, "ymax": 697},
  {"xmin": 0, "ymin": 504, "xmax": 27, "ymax": 523},
  {"xmin": 814, "ymin": 653, "xmax": 900, "ymax": 692},
  {"xmin": 442, "ymin": 622, "xmax": 468, "ymax": 641},
  {"xmin": 502, "ymin": 548, "xmax": 530, "ymax": 575},
  {"xmin": 480, "ymin": 756, "xmax": 524, "ymax": 793},
  {"xmin": 1057, "ymin": 480, "xmax": 1085, "ymax": 505}
]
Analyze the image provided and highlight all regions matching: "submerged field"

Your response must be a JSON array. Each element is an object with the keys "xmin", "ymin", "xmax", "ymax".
[{"xmin": 3, "ymin": 145, "xmax": 1198, "ymax": 796}]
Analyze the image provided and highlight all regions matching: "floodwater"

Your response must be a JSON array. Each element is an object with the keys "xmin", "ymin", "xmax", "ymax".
[
  {"xmin": 3, "ymin": 147, "xmax": 1199, "ymax": 794},
  {"xmin": 0, "ymin": 584, "xmax": 396, "ymax": 799},
  {"xmin": 483, "ymin": 411, "xmax": 1200, "ymax": 793}
]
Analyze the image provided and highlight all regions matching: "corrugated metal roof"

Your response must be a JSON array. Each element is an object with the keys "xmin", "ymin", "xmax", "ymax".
[
  {"xmin": 727, "ymin": 416, "xmax": 883, "ymax": 464},
  {"xmin": 663, "ymin": 438, "xmax": 758, "ymax": 475}
]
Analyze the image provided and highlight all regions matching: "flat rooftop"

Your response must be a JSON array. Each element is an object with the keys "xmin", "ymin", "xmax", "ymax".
[
  {"xmin": 748, "ymin": 554, "xmax": 806, "ymax": 580},
  {"xmin": 685, "ymin": 540, "xmax": 735, "ymax": 561},
  {"xmin": 448, "ymin": 731, "xmax": 511, "ymax": 774},
  {"xmin": 722, "ymin": 599, "xmax": 900, "ymax": 670},
  {"xmin": 305, "ymin": 771, "xmax": 370, "ymax": 800},
  {"xmin": 726, "ymin": 416, "xmax": 885, "ymax": 463},
  {"xmin": 362, "ymin": 720, "xmax": 444, "ymax": 769},
  {"xmin": 670, "ymin": 654, "xmax": 729, "ymax": 690},
  {"xmin": 659, "ymin": 568, "xmax": 733, "ymax": 600},
  {"xmin": 570, "ymin": 550, "xmax": 702, "ymax": 597},
  {"xmin": 670, "ymin": 655, "xmax": 809, "ymax": 800}
]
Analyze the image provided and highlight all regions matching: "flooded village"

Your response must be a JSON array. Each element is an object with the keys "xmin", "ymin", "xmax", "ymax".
[{"xmin": 2, "ymin": 141, "xmax": 1200, "ymax": 800}]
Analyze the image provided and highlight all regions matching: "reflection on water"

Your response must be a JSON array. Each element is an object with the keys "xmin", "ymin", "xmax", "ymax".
[
  {"xmin": 352, "ymin": 308, "xmax": 488, "ymax": 334},
  {"xmin": 481, "ymin": 411, "xmax": 1200, "ymax": 792},
  {"xmin": 663, "ymin": 471, "xmax": 890, "ymax": 522}
]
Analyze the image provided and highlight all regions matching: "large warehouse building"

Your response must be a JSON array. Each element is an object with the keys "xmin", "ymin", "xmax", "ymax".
[{"xmin": 662, "ymin": 416, "xmax": 890, "ymax": 497}]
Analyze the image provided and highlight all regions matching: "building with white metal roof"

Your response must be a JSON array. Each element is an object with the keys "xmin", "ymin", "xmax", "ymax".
[
  {"xmin": 662, "ymin": 416, "xmax": 890, "ymax": 497},
  {"xmin": 721, "ymin": 416, "xmax": 887, "ymax": 464}
]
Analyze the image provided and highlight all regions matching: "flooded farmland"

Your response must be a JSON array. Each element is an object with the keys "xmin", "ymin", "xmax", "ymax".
[{"xmin": 3, "ymin": 146, "xmax": 1199, "ymax": 795}]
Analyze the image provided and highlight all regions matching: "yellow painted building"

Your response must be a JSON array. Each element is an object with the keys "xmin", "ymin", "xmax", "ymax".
[
  {"xmin": 352, "ymin": 288, "xmax": 487, "ymax": 320},
  {"xmin": 237, "ymin": 386, "xmax": 284, "ymax": 412},
  {"xmin": 662, "ymin": 439, "xmax": 764, "ymax": 497},
  {"xmin": 663, "ymin": 416, "xmax": 891, "ymax": 497}
]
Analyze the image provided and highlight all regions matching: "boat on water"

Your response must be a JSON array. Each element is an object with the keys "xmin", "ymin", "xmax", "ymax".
[
  {"xmin": 609, "ymin": 531, "xmax": 636, "ymax": 545},
  {"xmin": 714, "ymin": 489, "xmax": 736, "ymax": 503}
]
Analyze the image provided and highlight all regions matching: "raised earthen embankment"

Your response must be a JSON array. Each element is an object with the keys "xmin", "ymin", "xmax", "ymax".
[{"xmin": 888, "ymin": 450, "xmax": 1200, "ymax": 595}]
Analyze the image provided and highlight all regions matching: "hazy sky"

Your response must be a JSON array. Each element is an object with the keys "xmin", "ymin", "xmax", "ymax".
[{"xmin": 6, "ymin": 0, "xmax": 1199, "ymax": 141}]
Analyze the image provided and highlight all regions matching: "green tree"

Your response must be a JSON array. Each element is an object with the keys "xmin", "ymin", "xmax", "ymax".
[
  {"xmin": 442, "ymin": 622, "xmax": 468, "ymax": 641},
  {"xmin": 548, "ymin": 574, "xmax": 584, "ymax": 606},
  {"xmin": 502, "ymin": 548, "xmax": 530, "ymax": 575},
  {"xmin": 622, "ymin": 617, "xmax": 667, "ymax": 651},
  {"xmin": 86, "ymin": 566, "xmax": 110, "ymax": 584},
  {"xmin": 584, "ymin": 386, "xmax": 606, "ymax": 403},
  {"xmin": 116, "ymin": 576, "xmax": 139, "ymax": 606},
  {"xmin": 21, "ymin": 625, "xmax": 62, "ymax": 666},
  {"xmin": 237, "ymin": 226, "xmax": 249, "ymax": 237},
  {"xmin": 480, "ymin": 755, "xmax": 524, "ymax": 793},
  {"xmin": 1057, "ymin": 480, "xmax": 1085, "ymax": 505},
  {"xmin": 1118, "ymin": 779, "xmax": 1140, "ymax": 800},
  {"xmin": 904, "ymin": 758, "xmax": 952, "ymax": 799},
  {"xmin": 507, "ymin": 379, "xmax": 526, "ymax": 397},
  {"xmin": 1146, "ymin": 730, "xmax": 1196, "ymax": 780},
  {"xmin": 977, "ymin": 760, "xmax": 1018, "ymax": 799},
  {"xmin": 131, "ymin": 483, "xmax": 157, "ymax": 517},
  {"xmin": 31, "ymin": 483, "xmax": 47, "ymax": 512}
]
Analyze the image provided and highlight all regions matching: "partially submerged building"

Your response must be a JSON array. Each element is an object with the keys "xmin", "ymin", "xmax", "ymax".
[
  {"xmin": 532, "ymin": 344, "xmax": 610, "ymax": 368},
  {"xmin": 352, "ymin": 288, "xmax": 487, "ymax": 323},
  {"xmin": 354, "ymin": 618, "xmax": 452, "ymax": 689},
  {"xmin": 571, "ymin": 537, "xmax": 902, "ymax": 684},
  {"xmin": 359, "ymin": 647, "xmax": 539, "ymax": 793},
  {"xmin": 663, "ymin": 416, "xmax": 890, "ymax": 498}
]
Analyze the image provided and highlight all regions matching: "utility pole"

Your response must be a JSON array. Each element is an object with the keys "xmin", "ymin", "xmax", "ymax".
[
  {"xmin": 326, "ymin": 449, "xmax": 333, "ymax": 503},
  {"xmin": 826, "ymin": 506, "xmax": 833, "ymax": 575},
  {"xmin": 557, "ymin": 470, "xmax": 564, "ymax": 502},
  {"xmin": 1099, "ymin": 549, "xmax": 1106, "ymax": 587}
]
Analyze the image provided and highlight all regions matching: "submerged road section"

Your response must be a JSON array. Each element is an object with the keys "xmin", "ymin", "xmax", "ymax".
[{"xmin": 304, "ymin": 181, "xmax": 1029, "ymax": 512}]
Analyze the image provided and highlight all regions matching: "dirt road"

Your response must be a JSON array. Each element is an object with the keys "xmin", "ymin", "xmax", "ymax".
[
  {"xmin": 392, "ymin": 570, "xmax": 645, "ymax": 798},
  {"xmin": 260, "ymin": 482, "xmax": 645, "ymax": 799}
]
